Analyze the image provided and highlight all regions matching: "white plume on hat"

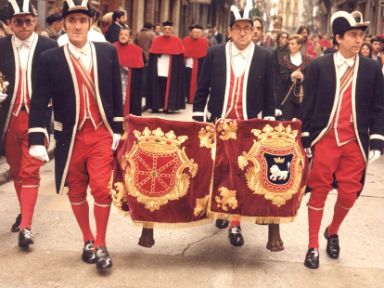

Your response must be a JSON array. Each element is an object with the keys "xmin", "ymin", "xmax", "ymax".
[
  {"xmin": 8, "ymin": 0, "xmax": 34, "ymax": 16},
  {"xmin": 229, "ymin": 0, "xmax": 253, "ymax": 26}
]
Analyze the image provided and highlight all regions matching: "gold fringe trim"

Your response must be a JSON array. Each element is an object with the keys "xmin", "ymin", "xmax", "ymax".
[
  {"xmin": 131, "ymin": 218, "xmax": 214, "ymax": 229},
  {"xmin": 207, "ymin": 211, "xmax": 298, "ymax": 224}
]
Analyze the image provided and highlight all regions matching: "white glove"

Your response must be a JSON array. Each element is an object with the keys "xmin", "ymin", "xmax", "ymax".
[
  {"xmin": 304, "ymin": 147, "xmax": 313, "ymax": 158},
  {"xmin": 275, "ymin": 109, "xmax": 282, "ymax": 117},
  {"xmin": 368, "ymin": 149, "xmax": 381, "ymax": 164},
  {"xmin": 112, "ymin": 133, "xmax": 121, "ymax": 151},
  {"xmin": 263, "ymin": 116, "xmax": 276, "ymax": 121},
  {"xmin": 0, "ymin": 93, "xmax": 7, "ymax": 103},
  {"xmin": 29, "ymin": 145, "xmax": 49, "ymax": 162}
]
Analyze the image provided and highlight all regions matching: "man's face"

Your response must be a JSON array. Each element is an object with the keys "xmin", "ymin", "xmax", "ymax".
[
  {"xmin": 253, "ymin": 19, "xmax": 263, "ymax": 43},
  {"xmin": 64, "ymin": 13, "xmax": 90, "ymax": 48},
  {"xmin": 279, "ymin": 33, "xmax": 288, "ymax": 47},
  {"xmin": 162, "ymin": 26, "xmax": 172, "ymax": 37},
  {"xmin": 154, "ymin": 25, "xmax": 161, "ymax": 34},
  {"xmin": 229, "ymin": 20, "xmax": 253, "ymax": 50},
  {"xmin": 52, "ymin": 20, "xmax": 63, "ymax": 33},
  {"xmin": 118, "ymin": 29, "xmax": 130, "ymax": 44},
  {"xmin": 337, "ymin": 29, "xmax": 365, "ymax": 58},
  {"xmin": 118, "ymin": 14, "xmax": 127, "ymax": 25},
  {"xmin": 371, "ymin": 41, "xmax": 381, "ymax": 53},
  {"xmin": 9, "ymin": 14, "xmax": 36, "ymax": 40},
  {"xmin": 191, "ymin": 28, "xmax": 201, "ymax": 40},
  {"xmin": 300, "ymin": 28, "xmax": 308, "ymax": 41}
]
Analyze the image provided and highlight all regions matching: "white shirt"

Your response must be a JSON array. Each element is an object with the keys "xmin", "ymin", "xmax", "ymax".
[
  {"xmin": 157, "ymin": 54, "xmax": 170, "ymax": 77},
  {"xmin": 231, "ymin": 42, "xmax": 252, "ymax": 77},
  {"xmin": 334, "ymin": 51, "xmax": 355, "ymax": 78},
  {"xmin": 185, "ymin": 57, "xmax": 193, "ymax": 68},
  {"xmin": 290, "ymin": 52, "xmax": 302, "ymax": 67},
  {"xmin": 13, "ymin": 33, "xmax": 36, "ymax": 70},
  {"xmin": 68, "ymin": 42, "xmax": 92, "ymax": 71},
  {"xmin": 58, "ymin": 30, "xmax": 106, "ymax": 47}
]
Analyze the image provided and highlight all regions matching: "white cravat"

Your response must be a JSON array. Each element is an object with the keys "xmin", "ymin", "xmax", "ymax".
[
  {"xmin": 14, "ymin": 33, "xmax": 36, "ymax": 70},
  {"xmin": 290, "ymin": 52, "xmax": 303, "ymax": 67},
  {"xmin": 231, "ymin": 42, "xmax": 252, "ymax": 77},
  {"xmin": 185, "ymin": 57, "xmax": 193, "ymax": 68},
  {"xmin": 68, "ymin": 42, "xmax": 92, "ymax": 71},
  {"xmin": 335, "ymin": 51, "xmax": 355, "ymax": 78},
  {"xmin": 157, "ymin": 54, "xmax": 170, "ymax": 77}
]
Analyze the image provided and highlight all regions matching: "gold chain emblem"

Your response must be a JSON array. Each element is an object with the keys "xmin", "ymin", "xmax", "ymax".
[{"xmin": 122, "ymin": 127, "xmax": 198, "ymax": 212}]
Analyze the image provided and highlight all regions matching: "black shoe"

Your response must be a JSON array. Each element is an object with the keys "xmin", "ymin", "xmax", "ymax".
[
  {"xmin": 11, "ymin": 214, "xmax": 21, "ymax": 233},
  {"xmin": 95, "ymin": 247, "xmax": 113, "ymax": 271},
  {"xmin": 82, "ymin": 240, "xmax": 97, "ymax": 264},
  {"xmin": 18, "ymin": 228, "xmax": 33, "ymax": 249},
  {"xmin": 304, "ymin": 248, "xmax": 319, "ymax": 269},
  {"xmin": 215, "ymin": 219, "xmax": 229, "ymax": 229},
  {"xmin": 324, "ymin": 228, "xmax": 340, "ymax": 259},
  {"xmin": 228, "ymin": 226, "xmax": 244, "ymax": 247}
]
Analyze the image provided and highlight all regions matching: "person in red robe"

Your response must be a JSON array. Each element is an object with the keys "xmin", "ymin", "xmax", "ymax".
[
  {"xmin": 147, "ymin": 20, "xmax": 185, "ymax": 113},
  {"xmin": 114, "ymin": 27, "xmax": 144, "ymax": 116},
  {"xmin": 182, "ymin": 24, "xmax": 208, "ymax": 104}
]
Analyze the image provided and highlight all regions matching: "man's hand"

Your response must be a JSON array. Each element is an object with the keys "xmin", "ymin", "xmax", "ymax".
[
  {"xmin": 368, "ymin": 149, "xmax": 381, "ymax": 164},
  {"xmin": 275, "ymin": 109, "xmax": 282, "ymax": 117},
  {"xmin": 291, "ymin": 69, "xmax": 304, "ymax": 80},
  {"xmin": 29, "ymin": 145, "xmax": 49, "ymax": 162},
  {"xmin": 0, "ymin": 93, "xmax": 7, "ymax": 103},
  {"xmin": 304, "ymin": 147, "xmax": 313, "ymax": 158},
  {"xmin": 112, "ymin": 133, "xmax": 121, "ymax": 151}
]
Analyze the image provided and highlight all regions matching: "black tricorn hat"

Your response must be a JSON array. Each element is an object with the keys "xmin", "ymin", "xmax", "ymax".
[
  {"xmin": 162, "ymin": 20, "xmax": 173, "ymax": 27},
  {"xmin": 7, "ymin": 0, "xmax": 35, "ymax": 17},
  {"xmin": 189, "ymin": 24, "xmax": 203, "ymax": 30},
  {"xmin": 46, "ymin": 13, "xmax": 62, "ymax": 25},
  {"xmin": 62, "ymin": 0, "xmax": 92, "ymax": 18},
  {"xmin": 331, "ymin": 10, "xmax": 369, "ymax": 38},
  {"xmin": 229, "ymin": 0, "xmax": 253, "ymax": 27}
]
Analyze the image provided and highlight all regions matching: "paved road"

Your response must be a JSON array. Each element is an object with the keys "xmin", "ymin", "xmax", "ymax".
[{"xmin": 0, "ymin": 104, "xmax": 383, "ymax": 287}]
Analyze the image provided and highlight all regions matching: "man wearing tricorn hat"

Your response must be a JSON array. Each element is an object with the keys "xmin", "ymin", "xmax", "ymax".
[
  {"xmin": 301, "ymin": 10, "xmax": 384, "ymax": 269},
  {"xmin": 0, "ymin": 0, "xmax": 57, "ymax": 249},
  {"xmin": 182, "ymin": 24, "xmax": 208, "ymax": 104},
  {"xmin": 147, "ymin": 20, "xmax": 186, "ymax": 113},
  {"xmin": 193, "ymin": 0, "xmax": 275, "ymax": 247},
  {"xmin": 28, "ymin": 0, "xmax": 123, "ymax": 271},
  {"xmin": 41, "ymin": 13, "xmax": 63, "ymax": 40}
]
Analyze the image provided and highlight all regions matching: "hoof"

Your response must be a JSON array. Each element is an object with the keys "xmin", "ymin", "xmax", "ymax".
[
  {"xmin": 266, "ymin": 224, "xmax": 284, "ymax": 252},
  {"xmin": 138, "ymin": 228, "xmax": 155, "ymax": 248}
]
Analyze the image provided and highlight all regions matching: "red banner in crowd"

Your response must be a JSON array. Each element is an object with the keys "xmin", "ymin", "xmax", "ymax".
[
  {"xmin": 209, "ymin": 118, "xmax": 308, "ymax": 224},
  {"xmin": 113, "ymin": 116, "xmax": 308, "ymax": 226},
  {"xmin": 112, "ymin": 115, "xmax": 215, "ymax": 227}
]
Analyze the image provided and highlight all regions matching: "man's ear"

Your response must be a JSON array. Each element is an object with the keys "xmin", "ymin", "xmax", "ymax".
[
  {"xmin": 335, "ymin": 34, "xmax": 342, "ymax": 45},
  {"xmin": 227, "ymin": 26, "xmax": 232, "ymax": 39}
]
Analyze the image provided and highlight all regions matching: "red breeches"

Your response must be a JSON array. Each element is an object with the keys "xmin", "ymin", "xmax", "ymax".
[
  {"xmin": 66, "ymin": 122, "xmax": 113, "ymax": 205},
  {"xmin": 4, "ymin": 111, "xmax": 43, "ymax": 229},
  {"xmin": 307, "ymin": 131, "xmax": 365, "ymax": 248},
  {"xmin": 4, "ymin": 111, "xmax": 42, "ymax": 188}
]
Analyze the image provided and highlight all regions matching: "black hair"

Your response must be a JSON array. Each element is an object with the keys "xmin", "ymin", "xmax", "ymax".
[{"xmin": 112, "ymin": 10, "xmax": 125, "ymax": 22}]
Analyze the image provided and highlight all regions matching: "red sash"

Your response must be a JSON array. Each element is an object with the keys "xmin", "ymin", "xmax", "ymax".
[
  {"xmin": 12, "ymin": 68, "xmax": 30, "ymax": 115},
  {"xmin": 333, "ymin": 65, "xmax": 356, "ymax": 145},
  {"xmin": 69, "ymin": 54, "xmax": 103, "ymax": 130}
]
